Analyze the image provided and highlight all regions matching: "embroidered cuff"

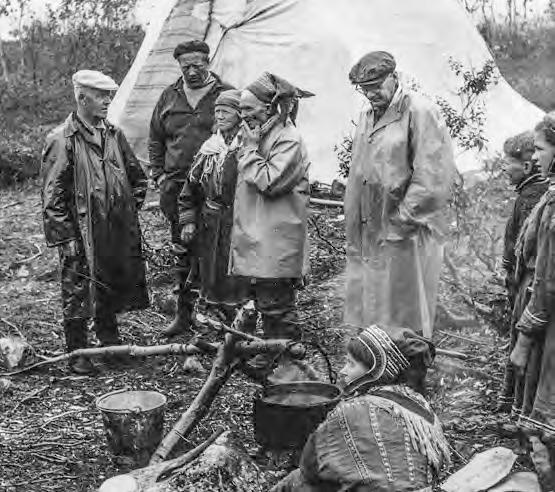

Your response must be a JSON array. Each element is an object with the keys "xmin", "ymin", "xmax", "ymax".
[
  {"xmin": 517, "ymin": 306, "xmax": 548, "ymax": 334},
  {"xmin": 501, "ymin": 257, "xmax": 512, "ymax": 270}
]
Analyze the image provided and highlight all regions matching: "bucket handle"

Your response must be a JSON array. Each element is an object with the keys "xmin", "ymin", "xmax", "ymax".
[
  {"xmin": 95, "ymin": 386, "xmax": 131, "ymax": 410},
  {"xmin": 304, "ymin": 342, "xmax": 337, "ymax": 385}
]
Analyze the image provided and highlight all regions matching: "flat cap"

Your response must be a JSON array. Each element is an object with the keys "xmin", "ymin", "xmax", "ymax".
[
  {"xmin": 173, "ymin": 40, "xmax": 210, "ymax": 59},
  {"xmin": 72, "ymin": 70, "xmax": 118, "ymax": 91},
  {"xmin": 349, "ymin": 51, "xmax": 396, "ymax": 85}
]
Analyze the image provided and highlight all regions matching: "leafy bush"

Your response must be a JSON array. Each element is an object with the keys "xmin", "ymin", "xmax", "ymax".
[
  {"xmin": 335, "ymin": 58, "xmax": 499, "ymax": 178},
  {"xmin": 0, "ymin": 3, "xmax": 144, "ymax": 187}
]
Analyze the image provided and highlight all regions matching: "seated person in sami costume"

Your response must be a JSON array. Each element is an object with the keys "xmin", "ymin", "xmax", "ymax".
[{"xmin": 273, "ymin": 325, "xmax": 451, "ymax": 492}]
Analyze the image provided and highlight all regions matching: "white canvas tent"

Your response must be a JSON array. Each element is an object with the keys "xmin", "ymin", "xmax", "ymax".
[{"xmin": 109, "ymin": 0, "xmax": 544, "ymax": 183}]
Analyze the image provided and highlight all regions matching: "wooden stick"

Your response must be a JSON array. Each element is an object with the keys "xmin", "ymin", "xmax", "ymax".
[
  {"xmin": 0, "ymin": 343, "xmax": 202, "ymax": 376},
  {"xmin": 143, "ymin": 197, "xmax": 344, "ymax": 212},
  {"xmin": 100, "ymin": 428, "xmax": 225, "ymax": 489},
  {"xmin": 436, "ymin": 348, "xmax": 474, "ymax": 360},
  {"xmin": 437, "ymin": 330, "xmax": 490, "ymax": 347},
  {"xmin": 309, "ymin": 197, "xmax": 344, "ymax": 207},
  {"xmin": 150, "ymin": 336, "xmax": 237, "ymax": 464}
]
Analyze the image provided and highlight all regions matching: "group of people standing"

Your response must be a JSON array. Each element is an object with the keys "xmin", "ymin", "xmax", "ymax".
[
  {"xmin": 498, "ymin": 114, "xmax": 555, "ymax": 482},
  {"xmin": 41, "ymin": 37, "xmax": 555, "ymax": 491},
  {"xmin": 41, "ymin": 39, "xmax": 311, "ymax": 375},
  {"xmin": 40, "ymin": 38, "xmax": 461, "ymax": 491}
]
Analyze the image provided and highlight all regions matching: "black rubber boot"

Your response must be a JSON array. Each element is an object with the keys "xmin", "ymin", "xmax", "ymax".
[
  {"xmin": 64, "ymin": 318, "xmax": 96, "ymax": 375},
  {"xmin": 163, "ymin": 291, "xmax": 193, "ymax": 338},
  {"xmin": 93, "ymin": 313, "xmax": 120, "ymax": 346}
]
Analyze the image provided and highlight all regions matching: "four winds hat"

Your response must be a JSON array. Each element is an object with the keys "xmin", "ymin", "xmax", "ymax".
[{"xmin": 72, "ymin": 70, "xmax": 118, "ymax": 91}]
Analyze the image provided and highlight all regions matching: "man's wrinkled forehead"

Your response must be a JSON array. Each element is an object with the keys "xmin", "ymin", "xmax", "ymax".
[
  {"xmin": 240, "ymin": 90, "xmax": 265, "ymax": 109},
  {"xmin": 177, "ymin": 51, "xmax": 207, "ymax": 65}
]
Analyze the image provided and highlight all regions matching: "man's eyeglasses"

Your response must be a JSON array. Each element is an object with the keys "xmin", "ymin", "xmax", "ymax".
[{"xmin": 355, "ymin": 82, "xmax": 382, "ymax": 95}]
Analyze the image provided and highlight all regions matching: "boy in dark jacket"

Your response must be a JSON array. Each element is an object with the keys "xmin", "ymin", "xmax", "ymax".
[{"xmin": 502, "ymin": 131, "xmax": 548, "ymax": 306}]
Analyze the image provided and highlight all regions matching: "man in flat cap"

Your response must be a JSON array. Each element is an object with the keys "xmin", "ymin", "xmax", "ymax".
[
  {"xmin": 344, "ymin": 51, "xmax": 456, "ymax": 338},
  {"xmin": 41, "ymin": 70, "xmax": 149, "ymax": 374},
  {"xmin": 149, "ymin": 39, "xmax": 233, "ymax": 337}
]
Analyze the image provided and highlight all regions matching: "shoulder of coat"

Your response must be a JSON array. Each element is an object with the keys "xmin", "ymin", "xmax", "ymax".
[
  {"xmin": 544, "ymin": 190, "xmax": 555, "ymax": 226},
  {"xmin": 276, "ymin": 121, "xmax": 305, "ymax": 144},
  {"xmin": 403, "ymin": 89, "xmax": 441, "ymax": 118},
  {"xmin": 44, "ymin": 121, "xmax": 67, "ymax": 148},
  {"xmin": 106, "ymin": 119, "xmax": 123, "ymax": 135}
]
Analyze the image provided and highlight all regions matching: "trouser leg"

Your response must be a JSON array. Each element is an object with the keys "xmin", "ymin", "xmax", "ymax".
[
  {"xmin": 254, "ymin": 279, "xmax": 300, "ymax": 340},
  {"xmin": 93, "ymin": 300, "xmax": 119, "ymax": 346},
  {"xmin": 59, "ymin": 244, "xmax": 90, "ymax": 352},
  {"xmin": 160, "ymin": 178, "xmax": 198, "ymax": 334}
]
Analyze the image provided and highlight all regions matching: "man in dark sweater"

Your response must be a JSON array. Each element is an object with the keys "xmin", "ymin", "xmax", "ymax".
[
  {"xmin": 502, "ymin": 131, "xmax": 548, "ymax": 307},
  {"xmin": 149, "ymin": 40, "xmax": 233, "ymax": 336}
]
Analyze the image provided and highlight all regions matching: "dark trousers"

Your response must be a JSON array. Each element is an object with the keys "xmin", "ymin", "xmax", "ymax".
[
  {"xmin": 250, "ymin": 279, "xmax": 300, "ymax": 340},
  {"xmin": 59, "ymin": 243, "xmax": 117, "ymax": 351},
  {"xmin": 160, "ymin": 178, "xmax": 198, "ymax": 314}
]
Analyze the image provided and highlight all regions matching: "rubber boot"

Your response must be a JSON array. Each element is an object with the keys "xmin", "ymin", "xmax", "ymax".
[
  {"xmin": 163, "ymin": 291, "xmax": 193, "ymax": 338},
  {"xmin": 64, "ymin": 318, "xmax": 96, "ymax": 375},
  {"xmin": 93, "ymin": 314, "xmax": 129, "ymax": 367},
  {"xmin": 93, "ymin": 313, "xmax": 120, "ymax": 346}
]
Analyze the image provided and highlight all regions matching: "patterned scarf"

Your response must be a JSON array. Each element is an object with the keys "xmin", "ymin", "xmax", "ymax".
[{"xmin": 189, "ymin": 129, "xmax": 239, "ymax": 194}]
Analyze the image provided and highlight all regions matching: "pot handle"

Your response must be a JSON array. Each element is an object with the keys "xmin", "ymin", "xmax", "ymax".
[{"xmin": 306, "ymin": 342, "xmax": 337, "ymax": 384}]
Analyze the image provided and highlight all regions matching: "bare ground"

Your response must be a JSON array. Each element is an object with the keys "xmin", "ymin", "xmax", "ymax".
[{"xmin": 0, "ymin": 183, "xmax": 530, "ymax": 491}]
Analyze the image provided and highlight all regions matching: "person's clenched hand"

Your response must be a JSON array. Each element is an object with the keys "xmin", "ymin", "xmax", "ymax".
[
  {"xmin": 180, "ymin": 224, "xmax": 196, "ymax": 244},
  {"xmin": 510, "ymin": 333, "xmax": 533, "ymax": 376}
]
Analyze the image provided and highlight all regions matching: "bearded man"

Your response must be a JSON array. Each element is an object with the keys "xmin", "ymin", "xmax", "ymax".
[
  {"xmin": 41, "ymin": 70, "xmax": 149, "ymax": 374},
  {"xmin": 344, "ymin": 51, "xmax": 456, "ymax": 338},
  {"xmin": 149, "ymin": 40, "xmax": 234, "ymax": 337}
]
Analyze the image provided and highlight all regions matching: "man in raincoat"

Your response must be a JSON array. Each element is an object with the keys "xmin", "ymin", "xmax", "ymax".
[
  {"xmin": 231, "ymin": 72, "xmax": 311, "ymax": 373},
  {"xmin": 344, "ymin": 52, "xmax": 456, "ymax": 338},
  {"xmin": 41, "ymin": 70, "xmax": 149, "ymax": 374}
]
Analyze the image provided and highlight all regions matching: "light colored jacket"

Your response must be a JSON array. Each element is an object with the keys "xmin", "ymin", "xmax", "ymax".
[
  {"xmin": 343, "ymin": 86, "xmax": 455, "ymax": 336},
  {"xmin": 230, "ymin": 119, "xmax": 310, "ymax": 278},
  {"xmin": 344, "ymin": 86, "xmax": 456, "ymax": 256}
]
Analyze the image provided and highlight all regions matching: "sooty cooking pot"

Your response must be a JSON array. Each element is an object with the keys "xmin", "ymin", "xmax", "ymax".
[{"xmin": 254, "ymin": 381, "xmax": 341, "ymax": 450}]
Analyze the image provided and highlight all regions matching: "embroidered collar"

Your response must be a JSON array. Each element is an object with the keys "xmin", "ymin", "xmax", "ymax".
[{"xmin": 516, "ymin": 172, "xmax": 548, "ymax": 192}]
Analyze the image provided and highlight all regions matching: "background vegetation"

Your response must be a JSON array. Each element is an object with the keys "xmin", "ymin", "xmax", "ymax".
[{"xmin": 0, "ymin": 0, "xmax": 143, "ymax": 185}]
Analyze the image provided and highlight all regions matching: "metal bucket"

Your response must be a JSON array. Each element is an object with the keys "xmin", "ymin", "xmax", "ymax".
[
  {"xmin": 254, "ymin": 381, "xmax": 341, "ymax": 450},
  {"xmin": 96, "ymin": 389, "xmax": 167, "ymax": 466}
]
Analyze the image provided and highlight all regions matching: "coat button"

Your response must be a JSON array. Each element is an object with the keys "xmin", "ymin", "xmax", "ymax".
[
  {"xmin": 361, "ymin": 218, "xmax": 367, "ymax": 224},
  {"xmin": 363, "ymin": 179, "xmax": 368, "ymax": 185}
]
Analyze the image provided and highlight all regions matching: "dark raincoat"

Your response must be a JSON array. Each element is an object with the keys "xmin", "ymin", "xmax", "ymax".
[{"xmin": 41, "ymin": 113, "xmax": 149, "ymax": 315}]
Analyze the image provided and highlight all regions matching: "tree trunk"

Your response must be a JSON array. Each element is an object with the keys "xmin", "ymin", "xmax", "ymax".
[{"xmin": 0, "ymin": 38, "xmax": 10, "ymax": 84}]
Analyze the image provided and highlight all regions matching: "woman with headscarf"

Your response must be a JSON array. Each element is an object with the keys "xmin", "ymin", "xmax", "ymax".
[
  {"xmin": 231, "ymin": 72, "xmax": 312, "ymax": 374},
  {"xmin": 178, "ymin": 89, "xmax": 249, "ymax": 322},
  {"xmin": 272, "ymin": 325, "xmax": 450, "ymax": 492},
  {"xmin": 508, "ymin": 113, "xmax": 555, "ymax": 473}
]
